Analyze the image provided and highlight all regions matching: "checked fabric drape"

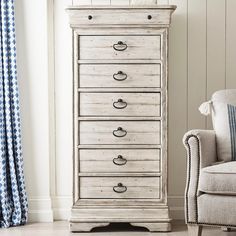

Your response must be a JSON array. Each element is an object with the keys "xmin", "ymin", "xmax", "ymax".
[{"xmin": 0, "ymin": 0, "xmax": 28, "ymax": 228}]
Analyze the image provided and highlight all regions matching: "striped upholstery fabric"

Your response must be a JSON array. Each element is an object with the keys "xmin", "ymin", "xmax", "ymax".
[{"xmin": 228, "ymin": 104, "xmax": 236, "ymax": 161}]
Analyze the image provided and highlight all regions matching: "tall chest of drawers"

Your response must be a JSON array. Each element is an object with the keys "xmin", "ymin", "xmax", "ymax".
[{"xmin": 67, "ymin": 5, "xmax": 176, "ymax": 232}]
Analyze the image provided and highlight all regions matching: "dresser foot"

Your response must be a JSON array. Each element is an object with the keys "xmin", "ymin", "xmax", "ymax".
[
  {"xmin": 130, "ymin": 222, "xmax": 171, "ymax": 232},
  {"xmin": 70, "ymin": 222, "xmax": 110, "ymax": 232}
]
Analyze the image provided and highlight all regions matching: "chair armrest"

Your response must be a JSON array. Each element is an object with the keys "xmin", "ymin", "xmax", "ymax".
[
  {"xmin": 183, "ymin": 129, "xmax": 217, "ymax": 168},
  {"xmin": 183, "ymin": 129, "xmax": 217, "ymax": 223}
]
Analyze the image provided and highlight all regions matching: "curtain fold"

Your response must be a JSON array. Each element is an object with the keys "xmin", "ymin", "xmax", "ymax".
[{"xmin": 0, "ymin": 0, "xmax": 28, "ymax": 228}]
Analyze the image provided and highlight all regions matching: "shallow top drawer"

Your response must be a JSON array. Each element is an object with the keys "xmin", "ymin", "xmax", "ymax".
[
  {"xmin": 67, "ymin": 8, "xmax": 175, "ymax": 26},
  {"xmin": 79, "ymin": 35, "xmax": 161, "ymax": 60}
]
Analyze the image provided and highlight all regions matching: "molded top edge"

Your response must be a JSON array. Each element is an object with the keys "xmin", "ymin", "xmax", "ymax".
[{"xmin": 66, "ymin": 5, "xmax": 177, "ymax": 10}]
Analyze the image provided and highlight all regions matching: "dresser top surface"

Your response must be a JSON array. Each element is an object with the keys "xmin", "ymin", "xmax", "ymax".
[{"xmin": 66, "ymin": 5, "xmax": 177, "ymax": 10}]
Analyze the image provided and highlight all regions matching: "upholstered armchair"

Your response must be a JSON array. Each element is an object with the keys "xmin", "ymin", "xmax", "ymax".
[{"xmin": 183, "ymin": 90, "xmax": 236, "ymax": 236}]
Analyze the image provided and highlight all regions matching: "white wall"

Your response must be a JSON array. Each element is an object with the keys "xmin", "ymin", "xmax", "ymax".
[
  {"xmin": 15, "ymin": 0, "xmax": 53, "ymax": 221},
  {"xmin": 15, "ymin": 0, "xmax": 236, "ymax": 222}
]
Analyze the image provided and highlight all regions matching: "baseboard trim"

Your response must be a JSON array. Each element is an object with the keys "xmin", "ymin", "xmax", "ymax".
[
  {"xmin": 168, "ymin": 195, "xmax": 184, "ymax": 220},
  {"xmin": 170, "ymin": 206, "xmax": 185, "ymax": 220},
  {"xmin": 28, "ymin": 195, "xmax": 184, "ymax": 222},
  {"xmin": 52, "ymin": 196, "xmax": 72, "ymax": 220},
  {"xmin": 28, "ymin": 197, "xmax": 53, "ymax": 222}
]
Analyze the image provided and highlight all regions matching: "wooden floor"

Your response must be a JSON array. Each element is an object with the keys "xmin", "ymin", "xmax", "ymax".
[{"xmin": 1, "ymin": 221, "xmax": 236, "ymax": 236}]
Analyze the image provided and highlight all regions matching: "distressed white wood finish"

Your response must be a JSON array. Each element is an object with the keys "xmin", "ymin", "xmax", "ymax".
[
  {"xmin": 72, "ymin": 0, "xmax": 161, "ymax": 5},
  {"xmin": 79, "ymin": 149, "xmax": 160, "ymax": 173},
  {"xmin": 70, "ymin": 222, "xmax": 110, "ymax": 232},
  {"xmin": 78, "ymin": 144, "xmax": 161, "ymax": 149},
  {"xmin": 70, "ymin": 207, "xmax": 171, "ymax": 221},
  {"xmin": 80, "ymin": 93, "xmax": 161, "ymax": 117},
  {"xmin": 80, "ymin": 177, "xmax": 160, "ymax": 199},
  {"xmin": 79, "ymin": 64, "xmax": 161, "ymax": 88},
  {"xmin": 79, "ymin": 35, "xmax": 161, "ymax": 60},
  {"xmin": 79, "ymin": 121, "xmax": 161, "ymax": 145},
  {"xmin": 67, "ymin": 5, "xmax": 175, "ymax": 232},
  {"xmin": 67, "ymin": 7, "xmax": 175, "ymax": 26},
  {"xmin": 78, "ymin": 172, "xmax": 161, "ymax": 176},
  {"xmin": 131, "ymin": 222, "xmax": 171, "ymax": 232}
]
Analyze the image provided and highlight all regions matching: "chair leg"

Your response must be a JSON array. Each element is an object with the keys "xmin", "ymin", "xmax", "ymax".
[{"xmin": 188, "ymin": 225, "xmax": 203, "ymax": 236}]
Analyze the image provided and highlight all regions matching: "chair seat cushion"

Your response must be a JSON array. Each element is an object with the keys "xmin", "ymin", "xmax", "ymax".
[{"xmin": 199, "ymin": 162, "xmax": 236, "ymax": 195}]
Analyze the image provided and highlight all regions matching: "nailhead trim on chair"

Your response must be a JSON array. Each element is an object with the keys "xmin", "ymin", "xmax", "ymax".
[
  {"xmin": 184, "ymin": 134, "xmax": 201, "ymax": 224},
  {"xmin": 185, "ymin": 134, "xmax": 236, "ymax": 228}
]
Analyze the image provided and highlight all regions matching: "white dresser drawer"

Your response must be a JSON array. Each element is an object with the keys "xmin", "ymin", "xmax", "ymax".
[
  {"xmin": 79, "ymin": 149, "xmax": 160, "ymax": 173},
  {"xmin": 80, "ymin": 177, "xmax": 160, "ymax": 199},
  {"xmin": 67, "ymin": 8, "xmax": 174, "ymax": 26},
  {"xmin": 79, "ymin": 121, "xmax": 160, "ymax": 145},
  {"xmin": 79, "ymin": 36, "xmax": 161, "ymax": 60},
  {"xmin": 79, "ymin": 64, "xmax": 161, "ymax": 88},
  {"xmin": 80, "ymin": 93, "xmax": 161, "ymax": 117}
]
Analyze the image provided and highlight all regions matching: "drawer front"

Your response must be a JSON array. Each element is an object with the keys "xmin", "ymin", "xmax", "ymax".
[
  {"xmin": 79, "ymin": 121, "xmax": 160, "ymax": 145},
  {"xmin": 79, "ymin": 149, "xmax": 160, "ymax": 173},
  {"xmin": 68, "ymin": 9, "xmax": 172, "ymax": 26},
  {"xmin": 79, "ymin": 64, "xmax": 161, "ymax": 88},
  {"xmin": 80, "ymin": 177, "xmax": 160, "ymax": 199},
  {"xmin": 80, "ymin": 93, "xmax": 161, "ymax": 117},
  {"xmin": 79, "ymin": 36, "xmax": 161, "ymax": 60}
]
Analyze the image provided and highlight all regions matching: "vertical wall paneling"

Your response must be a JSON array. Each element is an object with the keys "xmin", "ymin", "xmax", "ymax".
[
  {"xmin": 54, "ymin": 0, "xmax": 73, "ymax": 197},
  {"xmin": 91, "ymin": 0, "xmax": 111, "ymax": 5},
  {"xmin": 168, "ymin": 0, "xmax": 188, "ymax": 198},
  {"xmin": 158, "ymin": 0, "xmax": 169, "ymax": 4},
  {"xmin": 16, "ymin": 0, "xmax": 53, "ymax": 221},
  {"xmin": 206, "ymin": 0, "xmax": 226, "ymax": 129},
  {"xmin": 168, "ymin": 0, "xmax": 188, "ymax": 207},
  {"xmin": 110, "ymin": 0, "xmax": 130, "ymax": 5},
  {"xmin": 48, "ymin": 0, "xmax": 56, "ymax": 199},
  {"xmin": 73, "ymin": 0, "xmax": 92, "ymax": 5},
  {"xmin": 226, "ymin": 0, "xmax": 236, "ymax": 88},
  {"xmin": 187, "ymin": 0, "xmax": 207, "ymax": 129}
]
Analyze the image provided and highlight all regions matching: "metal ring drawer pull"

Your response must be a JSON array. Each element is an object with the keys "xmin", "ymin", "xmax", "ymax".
[
  {"xmin": 113, "ymin": 155, "xmax": 127, "ymax": 166},
  {"xmin": 113, "ymin": 183, "xmax": 127, "ymax": 193},
  {"xmin": 113, "ymin": 99, "xmax": 127, "ymax": 109},
  {"xmin": 113, "ymin": 41, "xmax": 128, "ymax": 51},
  {"xmin": 113, "ymin": 127, "xmax": 127, "ymax": 138},
  {"xmin": 113, "ymin": 71, "xmax": 127, "ymax": 81}
]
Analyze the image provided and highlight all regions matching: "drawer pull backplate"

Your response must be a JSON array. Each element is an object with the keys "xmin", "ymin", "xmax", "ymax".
[
  {"xmin": 113, "ymin": 99, "xmax": 127, "ymax": 109},
  {"xmin": 113, "ymin": 41, "xmax": 128, "ymax": 51},
  {"xmin": 113, "ymin": 127, "xmax": 127, "ymax": 138},
  {"xmin": 113, "ymin": 71, "xmax": 127, "ymax": 81},
  {"xmin": 113, "ymin": 155, "xmax": 127, "ymax": 166},
  {"xmin": 113, "ymin": 183, "xmax": 127, "ymax": 193}
]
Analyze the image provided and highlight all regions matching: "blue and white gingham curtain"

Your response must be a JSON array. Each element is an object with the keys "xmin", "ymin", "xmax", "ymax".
[{"xmin": 0, "ymin": 0, "xmax": 28, "ymax": 228}]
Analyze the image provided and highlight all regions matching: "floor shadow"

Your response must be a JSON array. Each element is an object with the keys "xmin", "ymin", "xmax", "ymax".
[{"xmin": 92, "ymin": 223, "xmax": 148, "ymax": 232}]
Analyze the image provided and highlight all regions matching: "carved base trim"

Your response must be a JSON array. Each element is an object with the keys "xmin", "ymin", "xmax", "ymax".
[
  {"xmin": 131, "ymin": 222, "xmax": 171, "ymax": 232},
  {"xmin": 70, "ymin": 222, "xmax": 110, "ymax": 232},
  {"xmin": 70, "ymin": 222, "xmax": 171, "ymax": 232}
]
